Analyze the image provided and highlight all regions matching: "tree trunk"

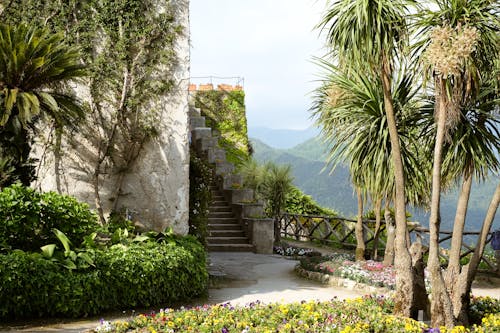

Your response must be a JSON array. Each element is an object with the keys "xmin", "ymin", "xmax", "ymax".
[
  {"xmin": 452, "ymin": 183, "xmax": 500, "ymax": 325},
  {"xmin": 372, "ymin": 197, "xmax": 382, "ymax": 260},
  {"xmin": 355, "ymin": 186, "xmax": 366, "ymax": 261},
  {"xmin": 445, "ymin": 172, "xmax": 473, "ymax": 323},
  {"xmin": 383, "ymin": 200, "xmax": 396, "ymax": 266},
  {"xmin": 381, "ymin": 61, "xmax": 415, "ymax": 318},
  {"xmin": 428, "ymin": 79, "xmax": 455, "ymax": 328},
  {"xmin": 54, "ymin": 126, "xmax": 63, "ymax": 194}
]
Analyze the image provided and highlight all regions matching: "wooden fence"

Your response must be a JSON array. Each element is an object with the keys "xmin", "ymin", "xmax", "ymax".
[{"xmin": 279, "ymin": 213, "xmax": 496, "ymax": 270}]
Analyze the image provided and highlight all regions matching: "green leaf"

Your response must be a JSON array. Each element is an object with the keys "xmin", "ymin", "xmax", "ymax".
[
  {"xmin": 53, "ymin": 228, "xmax": 72, "ymax": 253},
  {"xmin": 40, "ymin": 244, "xmax": 56, "ymax": 258}
]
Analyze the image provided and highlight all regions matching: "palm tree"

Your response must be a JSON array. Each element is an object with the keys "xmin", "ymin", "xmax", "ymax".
[
  {"xmin": 316, "ymin": 0, "xmax": 420, "ymax": 317},
  {"xmin": 260, "ymin": 163, "xmax": 294, "ymax": 244},
  {"xmin": 414, "ymin": 0, "xmax": 500, "ymax": 327},
  {"xmin": 418, "ymin": 79, "xmax": 500, "ymax": 325},
  {"xmin": 0, "ymin": 23, "xmax": 85, "ymax": 187}
]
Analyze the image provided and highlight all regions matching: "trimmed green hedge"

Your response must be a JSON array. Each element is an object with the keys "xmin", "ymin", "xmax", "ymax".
[
  {"xmin": 0, "ymin": 184, "xmax": 99, "ymax": 252},
  {"xmin": 0, "ymin": 238, "xmax": 208, "ymax": 319}
]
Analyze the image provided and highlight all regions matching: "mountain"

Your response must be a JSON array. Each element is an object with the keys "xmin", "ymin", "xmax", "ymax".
[
  {"xmin": 251, "ymin": 136, "xmax": 499, "ymax": 232},
  {"xmin": 251, "ymin": 138, "xmax": 358, "ymax": 216},
  {"xmin": 248, "ymin": 126, "xmax": 320, "ymax": 149}
]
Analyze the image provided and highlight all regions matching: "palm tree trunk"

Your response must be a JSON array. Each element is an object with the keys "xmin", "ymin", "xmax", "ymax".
[
  {"xmin": 451, "ymin": 183, "xmax": 500, "ymax": 325},
  {"xmin": 445, "ymin": 172, "xmax": 473, "ymax": 322},
  {"xmin": 355, "ymin": 186, "xmax": 365, "ymax": 261},
  {"xmin": 383, "ymin": 199, "xmax": 396, "ymax": 266},
  {"xmin": 381, "ymin": 61, "xmax": 415, "ymax": 318},
  {"xmin": 428, "ymin": 80, "xmax": 455, "ymax": 328},
  {"xmin": 372, "ymin": 197, "xmax": 382, "ymax": 260}
]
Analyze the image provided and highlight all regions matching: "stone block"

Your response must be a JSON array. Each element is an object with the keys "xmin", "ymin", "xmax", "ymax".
[
  {"xmin": 207, "ymin": 148, "xmax": 226, "ymax": 164},
  {"xmin": 244, "ymin": 218, "xmax": 274, "ymax": 254},
  {"xmin": 189, "ymin": 116, "xmax": 206, "ymax": 130},
  {"xmin": 215, "ymin": 161, "xmax": 234, "ymax": 176},
  {"xmin": 220, "ymin": 174, "xmax": 243, "ymax": 190},
  {"xmin": 224, "ymin": 189, "xmax": 253, "ymax": 203}
]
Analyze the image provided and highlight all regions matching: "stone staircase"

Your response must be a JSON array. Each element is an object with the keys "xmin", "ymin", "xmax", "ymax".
[
  {"xmin": 206, "ymin": 185, "xmax": 254, "ymax": 252},
  {"xmin": 189, "ymin": 104, "xmax": 274, "ymax": 253}
]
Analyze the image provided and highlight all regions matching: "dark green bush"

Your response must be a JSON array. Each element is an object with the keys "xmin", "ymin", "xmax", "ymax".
[
  {"xmin": 189, "ymin": 149, "xmax": 213, "ymax": 245},
  {"xmin": 0, "ymin": 184, "xmax": 99, "ymax": 252},
  {"xmin": 0, "ymin": 237, "xmax": 208, "ymax": 319}
]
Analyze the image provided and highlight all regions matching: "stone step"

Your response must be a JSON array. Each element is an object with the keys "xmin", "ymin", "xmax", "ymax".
[
  {"xmin": 211, "ymin": 200, "xmax": 228, "ymax": 206},
  {"xmin": 208, "ymin": 217, "xmax": 238, "ymax": 224},
  {"xmin": 208, "ymin": 230, "xmax": 246, "ymax": 237},
  {"xmin": 206, "ymin": 237, "xmax": 249, "ymax": 245},
  {"xmin": 207, "ymin": 244, "xmax": 254, "ymax": 252},
  {"xmin": 208, "ymin": 223, "xmax": 242, "ymax": 230},
  {"xmin": 209, "ymin": 206, "xmax": 233, "ymax": 213},
  {"xmin": 190, "ymin": 116, "xmax": 206, "ymax": 129},
  {"xmin": 211, "ymin": 195, "xmax": 226, "ymax": 200},
  {"xmin": 208, "ymin": 212, "xmax": 234, "ymax": 218}
]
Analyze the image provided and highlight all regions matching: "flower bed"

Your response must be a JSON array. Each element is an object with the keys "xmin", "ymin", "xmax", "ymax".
[
  {"xmin": 93, "ymin": 296, "xmax": 500, "ymax": 333},
  {"xmin": 298, "ymin": 254, "xmax": 399, "ymax": 290}
]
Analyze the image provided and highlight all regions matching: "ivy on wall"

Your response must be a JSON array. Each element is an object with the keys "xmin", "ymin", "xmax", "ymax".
[
  {"xmin": 194, "ymin": 90, "xmax": 251, "ymax": 165},
  {"xmin": 3, "ymin": 0, "xmax": 184, "ymax": 224},
  {"xmin": 189, "ymin": 148, "xmax": 213, "ymax": 245}
]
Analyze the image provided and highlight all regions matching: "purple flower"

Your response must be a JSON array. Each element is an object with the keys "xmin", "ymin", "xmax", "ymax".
[{"xmin": 221, "ymin": 327, "xmax": 229, "ymax": 333}]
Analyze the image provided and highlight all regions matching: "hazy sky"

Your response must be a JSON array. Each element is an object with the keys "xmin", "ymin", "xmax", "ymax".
[{"xmin": 190, "ymin": 0, "xmax": 327, "ymax": 130}]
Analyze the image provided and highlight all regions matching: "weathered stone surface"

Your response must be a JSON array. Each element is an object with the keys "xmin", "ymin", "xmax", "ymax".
[
  {"xmin": 224, "ymin": 189, "xmax": 254, "ymax": 203},
  {"xmin": 33, "ymin": 0, "xmax": 190, "ymax": 234},
  {"xmin": 220, "ymin": 174, "xmax": 243, "ymax": 190},
  {"xmin": 244, "ymin": 218, "xmax": 274, "ymax": 254},
  {"xmin": 207, "ymin": 148, "xmax": 226, "ymax": 164}
]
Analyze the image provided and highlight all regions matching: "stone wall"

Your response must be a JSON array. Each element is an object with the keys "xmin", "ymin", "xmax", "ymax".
[{"xmin": 33, "ymin": 0, "xmax": 190, "ymax": 234}]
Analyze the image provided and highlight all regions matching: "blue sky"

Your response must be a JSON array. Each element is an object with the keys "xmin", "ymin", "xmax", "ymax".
[{"xmin": 190, "ymin": 0, "xmax": 327, "ymax": 130}]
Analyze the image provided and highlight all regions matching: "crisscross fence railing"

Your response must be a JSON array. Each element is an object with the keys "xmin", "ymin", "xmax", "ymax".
[{"xmin": 279, "ymin": 213, "xmax": 496, "ymax": 270}]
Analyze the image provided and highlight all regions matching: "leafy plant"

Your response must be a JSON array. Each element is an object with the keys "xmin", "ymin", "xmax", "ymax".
[
  {"xmin": 0, "ymin": 236, "xmax": 208, "ymax": 319},
  {"xmin": 189, "ymin": 149, "xmax": 213, "ymax": 245},
  {"xmin": 40, "ymin": 229, "xmax": 95, "ymax": 270},
  {"xmin": 0, "ymin": 184, "xmax": 99, "ymax": 252}
]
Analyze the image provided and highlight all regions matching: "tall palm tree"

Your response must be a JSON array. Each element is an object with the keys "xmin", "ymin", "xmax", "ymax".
[
  {"xmin": 0, "ymin": 23, "xmax": 85, "ymax": 187},
  {"xmin": 418, "ymin": 79, "xmax": 500, "ymax": 325},
  {"xmin": 414, "ymin": 0, "xmax": 500, "ymax": 327},
  {"xmin": 316, "ymin": 0, "xmax": 420, "ymax": 316},
  {"xmin": 313, "ymin": 61, "xmax": 431, "ymax": 314}
]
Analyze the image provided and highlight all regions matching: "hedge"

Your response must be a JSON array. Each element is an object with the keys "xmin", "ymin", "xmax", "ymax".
[
  {"xmin": 0, "ymin": 238, "xmax": 208, "ymax": 319},
  {"xmin": 0, "ymin": 184, "xmax": 99, "ymax": 252}
]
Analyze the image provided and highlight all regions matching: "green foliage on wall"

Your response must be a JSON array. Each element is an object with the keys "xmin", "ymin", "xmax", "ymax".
[
  {"xmin": 194, "ymin": 90, "xmax": 250, "ymax": 165},
  {"xmin": 2, "ymin": 0, "xmax": 184, "ymax": 223},
  {"xmin": 189, "ymin": 149, "xmax": 213, "ymax": 245}
]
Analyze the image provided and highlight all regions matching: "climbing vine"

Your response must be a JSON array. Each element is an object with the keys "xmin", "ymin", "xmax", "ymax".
[
  {"xmin": 3, "ymin": 0, "xmax": 184, "ymax": 224},
  {"xmin": 194, "ymin": 90, "xmax": 251, "ymax": 165}
]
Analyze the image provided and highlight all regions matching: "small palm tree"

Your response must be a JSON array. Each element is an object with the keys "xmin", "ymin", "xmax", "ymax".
[
  {"xmin": 0, "ymin": 23, "xmax": 85, "ymax": 186},
  {"xmin": 261, "ymin": 162, "xmax": 294, "ymax": 244}
]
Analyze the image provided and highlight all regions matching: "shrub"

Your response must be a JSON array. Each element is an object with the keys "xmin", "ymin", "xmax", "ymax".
[
  {"xmin": 0, "ymin": 184, "xmax": 99, "ymax": 252},
  {"xmin": 189, "ymin": 149, "xmax": 213, "ymax": 245},
  {"xmin": 0, "ymin": 237, "xmax": 208, "ymax": 319}
]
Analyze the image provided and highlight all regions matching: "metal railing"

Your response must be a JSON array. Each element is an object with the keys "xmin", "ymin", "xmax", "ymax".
[{"xmin": 279, "ymin": 213, "xmax": 495, "ymax": 270}]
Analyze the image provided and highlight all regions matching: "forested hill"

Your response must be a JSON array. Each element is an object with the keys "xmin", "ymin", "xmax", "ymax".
[{"xmin": 250, "ymin": 137, "xmax": 499, "ymax": 232}]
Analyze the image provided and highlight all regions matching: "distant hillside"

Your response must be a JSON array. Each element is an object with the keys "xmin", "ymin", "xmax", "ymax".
[
  {"xmin": 248, "ymin": 126, "xmax": 319, "ymax": 149},
  {"xmin": 251, "ymin": 136, "xmax": 499, "ymax": 232},
  {"xmin": 251, "ymin": 138, "xmax": 357, "ymax": 216}
]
